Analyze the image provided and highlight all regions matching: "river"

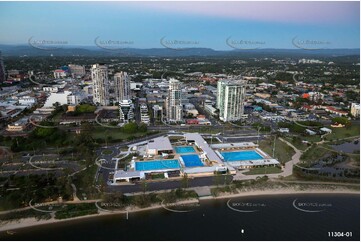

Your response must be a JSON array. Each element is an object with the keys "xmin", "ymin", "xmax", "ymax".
[{"xmin": 1, "ymin": 193, "xmax": 359, "ymax": 241}]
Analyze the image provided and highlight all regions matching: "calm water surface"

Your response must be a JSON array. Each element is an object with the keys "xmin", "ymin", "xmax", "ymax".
[{"xmin": 1, "ymin": 194, "xmax": 359, "ymax": 241}]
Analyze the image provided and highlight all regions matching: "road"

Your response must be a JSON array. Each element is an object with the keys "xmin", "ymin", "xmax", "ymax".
[{"xmin": 105, "ymin": 175, "xmax": 233, "ymax": 194}]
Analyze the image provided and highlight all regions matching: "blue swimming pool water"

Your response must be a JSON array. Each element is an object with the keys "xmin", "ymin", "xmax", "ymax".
[
  {"xmin": 135, "ymin": 160, "xmax": 180, "ymax": 171},
  {"xmin": 181, "ymin": 154, "xmax": 204, "ymax": 167},
  {"xmin": 220, "ymin": 150, "xmax": 263, "ymax": 162},
  {"xmin": 175, "ymin": 146, "xmax": 196, "ymax": 154}
]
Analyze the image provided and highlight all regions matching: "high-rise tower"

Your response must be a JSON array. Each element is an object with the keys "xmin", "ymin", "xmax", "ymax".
[
  {"xmin": 216, "ymin": 79, "xmax": 246, "ymax": 122},
  {"xmin": 166, "ymin": 78, "xmax": 183, "ymax": 122},
  {"xmin": 114, "ymin": 71, "xmax": 131, "ymax": 102},
  {"xmin": 91, "ymin": 64, "xmax": 109, "ymax": 106}
]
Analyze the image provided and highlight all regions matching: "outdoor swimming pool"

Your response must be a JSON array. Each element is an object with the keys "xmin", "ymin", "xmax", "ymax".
[
  {"xmin": 220, "ymin": 150, "xmax": 263, "ymax": 162},
  {"xmin": 135, "ymin": 160, "xmax": 180, "ymax": 171},
  {"xmin": 181, "ymin": 154, "xmax": 204, "ymax": 167},
  {"xmin": 175, "ymin": 146, "xmax": 196, "ymax": 154}
]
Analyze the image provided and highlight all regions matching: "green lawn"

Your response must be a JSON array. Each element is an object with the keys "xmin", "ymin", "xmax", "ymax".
[
  {"xmin": 244, "ymin": 166, "xmax": 282, "ymax": 175},
  {"xmin": 326, "ymin": 125, "xmax": 360, "ymax": 140},
  {"xmin": 284, "ymin": 136, "xmax": 309, "ymax": 151},
  {"xmin": 300, "ymin": 145, "xmax": 330, "ymax": 164},
  {"xmin": 91, "ymin": 127, "xmax": 151, "ymax": 141},
  {"xmin": 102, "ymin": 149, "xmax": 113, "ymax": 155},
  {"xmin": 259, "ymin": 138, "xmax": 295, "ymax": 164},
  {"xmin": 302, "ymin": 135, "xmax": 322, "ymax": 143}
]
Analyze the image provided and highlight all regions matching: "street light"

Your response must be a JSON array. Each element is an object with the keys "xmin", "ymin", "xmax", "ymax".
[{"xmin": 257, "ymin": 126, "xmax": 261, "ymax": 145}]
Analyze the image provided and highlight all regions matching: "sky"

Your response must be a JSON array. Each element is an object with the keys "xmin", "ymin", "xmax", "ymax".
[{"xmin": 0, "ymin": 1, "xmax": 359, "ymax": 50}]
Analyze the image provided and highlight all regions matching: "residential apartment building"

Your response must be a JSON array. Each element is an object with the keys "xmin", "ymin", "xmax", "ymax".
[
  {"xmin": 166, "ymin": 78, "xmax": 183, "ymax": 122},
  {"xmin": 91, "ymin": 64, "xmax": 109, "ymax": 106},
  {"xmin": 114, "ymin": 71, "xmax": 131, "ymax": 102},
  {"xmin": 216, "ymin": 79, "xmax": 246, "ymax": 122}
]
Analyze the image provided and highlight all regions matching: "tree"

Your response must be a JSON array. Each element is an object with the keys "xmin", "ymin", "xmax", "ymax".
[
  {"xmin": 181, "ymin": 174, "xmax": 189, "ymax": 189},
  {"xmin": 140, "ymin": 180, "xmax": 148, "ymax": 195},
  {"xmin": 213, "ymin": 172, "xmax": 222, "ymax": 187},
  {"xmin": 332, "ymin": 117, "xmax": 350, "ymax": 126},
  {"xmin": 138, "ymin": 123, "xmax": 148, "ymax": 133},
  {"xmin": 123, "ymin": 122, "xmax": 138, "ymax": 134}
]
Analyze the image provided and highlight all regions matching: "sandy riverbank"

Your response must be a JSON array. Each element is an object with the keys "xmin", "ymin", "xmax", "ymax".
[
  {"xmin": 205, "ymin": 188, "xmax": 360, "ymax": 200},
  {"xmin": 0, "ymin": 188, "xmax": 359, "ymax": 233},
  {"xmin": 0, "ymin": 199, "xmax": 199, "ymax": 232}
]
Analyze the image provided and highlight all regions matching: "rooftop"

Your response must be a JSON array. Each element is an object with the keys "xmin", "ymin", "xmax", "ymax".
[
  {"xmin": 114, "ymin": 170, "xmax": 141, "ymax": 179},
  {"xmin": 147, "ymin": 136, "xmax": 173, "ymax": 151},
  {"xmin": 210, "ymin": 142, "xmax": 258, "ymax": 149},
  {"xmin": 184, "ymin": 133, "xmax": 223, "ymax": 164}
]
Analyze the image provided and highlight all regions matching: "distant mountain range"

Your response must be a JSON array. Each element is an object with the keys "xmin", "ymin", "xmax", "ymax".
[{"xmin": 0, "ymin": 44, "xmax": 359, "ymax": 57}]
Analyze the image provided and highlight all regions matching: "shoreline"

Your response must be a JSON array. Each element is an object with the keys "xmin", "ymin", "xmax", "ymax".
[
  {"xmin": 0, "ymin": 188, "xmax": 359, "ymax": 233},
  {"xmin": 207, "ymin": 189, "xmax": 360, "ymax": 200}
]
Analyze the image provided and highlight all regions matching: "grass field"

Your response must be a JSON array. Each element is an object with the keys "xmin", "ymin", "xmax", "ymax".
[
  {"xmin": 91, "ymin": 127, "xmax": 151, "ymax": 141},
  {"xmin": 326, "ymin": 125, "xmax": 360, "ymax": 140},
  {"xmin": 302, "ymin": 135, "xmax": 322, "ymax": 143},
  {"xmin": 244, "ymin": 166, "xmax": 282, "ymax": 175},
  {"xmin": 259, "ymin": 138, "xmax": 295, "ymax": 164},
  {"xmin": 284, "ymin": 136, "xmax": 309, "ymax": 151},
  {"xmin": 300, "ymin": 145, "xmax": 330, "ymax": 164}
]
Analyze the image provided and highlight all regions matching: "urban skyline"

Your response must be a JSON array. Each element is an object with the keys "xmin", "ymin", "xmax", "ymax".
[{"xmin": 0, "ymin": 1, "xmax": 359, "ymax": 241}]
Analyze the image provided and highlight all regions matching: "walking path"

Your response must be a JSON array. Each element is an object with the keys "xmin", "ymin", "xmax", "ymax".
[{"xmin": 71, "ymin": 183, "xmax": 80, "ymax": 202}]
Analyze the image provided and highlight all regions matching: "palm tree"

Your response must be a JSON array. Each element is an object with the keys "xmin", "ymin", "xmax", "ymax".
[
  {"xmin": 140, "ymin": 180, "xmax": 148, "ymax": 195},
  {"xmin": 181, "ymin": 173, "xmax": 189, "ymax": 190}
]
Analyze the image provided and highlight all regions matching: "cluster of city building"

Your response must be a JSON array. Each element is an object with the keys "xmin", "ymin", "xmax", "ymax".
[{"xmin": 0, "ymin": 58, "xmax": 359, "ymax": 137}]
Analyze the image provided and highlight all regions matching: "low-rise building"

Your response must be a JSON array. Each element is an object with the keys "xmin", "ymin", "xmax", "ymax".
[
  {"xmin": 146, "ymin": 136, "xmax": 173, "ymax": 155},
  {"xmin": 53, "ymin": 69, "xmax": 67, "ymax": 79},
  {"xmin": 204, "ymin": 104, "xmax": 217, "ymax": 115},
  {"xmin": 6, "ymin": 118, "xmax": 29, "ymax": 132},
  {"xmin": 18, "ymin": 96, "xmax": 37, "ymax": 107}
]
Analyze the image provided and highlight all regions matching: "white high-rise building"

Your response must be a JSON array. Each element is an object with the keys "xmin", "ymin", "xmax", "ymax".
[
  {"xmin": 140, "ymin": 104, "xmax": 150, "ymax": 125},
  {"xmin": 114, "ymin": 72, "xmax": 131, "ymax": 102},
  {"xmin": 119, "ymin": 99, "xmax": 134, "ymax": 124},
  {"xmin": 91, "ymin": 64, "xmax": 109, "ymax": 106},
  {"xmin": 166, "ymin": 78, "xmax": 183, "ymax": 122},
  {"xmin": 351, "ymin": 103, "xmax": 360, "ymax": 118},
  {"xmin": 216, "ymin": 79, "xmax": 246, "ymax": 122}
]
